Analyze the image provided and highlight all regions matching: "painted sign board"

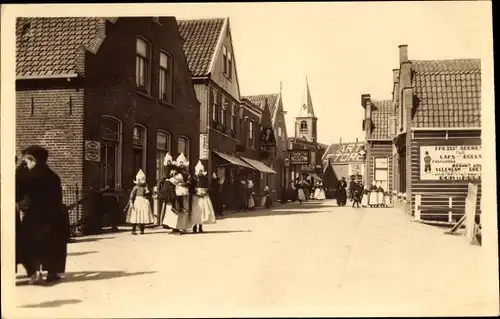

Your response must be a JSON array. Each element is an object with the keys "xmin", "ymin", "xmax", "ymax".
[
  {"xmin": 420, "ymin": 145, "xmax": 481, "ymax": 181},
  {"xmin": 323, "ymin": 142, "xmax": 365, "ymax": 164},
  {"xmin": 290, "ymin": 149, "xmax": 310, "ymax": 165},
  {"xmin": 84, "ymin": 140, "xmax": 100, "ymax": 162}
]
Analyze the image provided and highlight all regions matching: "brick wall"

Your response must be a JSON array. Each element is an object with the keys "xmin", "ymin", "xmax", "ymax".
[
  {"xmin": 16, "ymin": 86, "xmax": 85, "ymax": 194},
  {"xmin": 83, "ymin": 17, "xmax": 200, "ymax": 195}
]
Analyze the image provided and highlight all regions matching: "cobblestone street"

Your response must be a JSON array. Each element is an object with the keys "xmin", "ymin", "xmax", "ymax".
[{"xmin": 10, "ymin": 200, "xmax": 498, "ymax": 318}]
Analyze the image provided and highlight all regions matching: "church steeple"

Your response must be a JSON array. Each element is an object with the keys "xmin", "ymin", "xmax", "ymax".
[
  {"xmin": 298, "ymin": 76, "xmax": 316, "ymax": 118},
  {"xmin": 295, "ymin": 76, "xmax": 318, "ymax": 143}
]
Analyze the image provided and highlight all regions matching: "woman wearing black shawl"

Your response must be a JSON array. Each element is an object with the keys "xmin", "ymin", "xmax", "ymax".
[{"xmin": 17, "ymin": 145, "xmax": 69, "ymax": 284}]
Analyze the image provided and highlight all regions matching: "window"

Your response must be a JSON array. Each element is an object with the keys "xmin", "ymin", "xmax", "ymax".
[
  {"xmin": 136, "ymin": 38, "xmax": 150, "ymax": 93},
  {"xmin": 212, "ymin": 89, "xmax": 219, "ymax": 123},
  {"xmin": 300, "ymin": 120, "xmax": 308, "ymax": 133},
  {"xmin": 222, "ymin": 45, "xmax": 232, "ymax": 79},
  {"xmin": 231, "ymin": 103, "xmax": 236, "ymax": 130},
  {"xmin": 221, "ymin": 99, "xmax": 227, "ymax": 126},
  {"xmin": 100, "ymin": 116, "xmax": 122, "ymax": 189},
  {"xmin": 132, "ymin": 124, "xmax": 147, "ymax": 175},
  {"xmin": 159, "ymin": 51, "xmax": 173, "ymax": 104},
  {"xmin": 156, "ymin": 131, "xmax": 171, "ymax": 183},
  {"xmin": 374, "ymin": 157, "xmax": 389, "ymax": 190},
  {"xmin": 249, "ymin": 120, "xmax": 254, "ymax": 148},
  {"xmin": 178, "ymin": 136, "xmax": 190, "ymax": 162}
]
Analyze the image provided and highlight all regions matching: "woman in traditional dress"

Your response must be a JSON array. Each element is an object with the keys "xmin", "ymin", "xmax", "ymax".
[
  {"xmin": 361, "ymin": 185, "xmax": 369, "ymax": 208},
  {"xmin": 157, "ymin": 153, "xmax": 177, "ymax": 228},
  {"xmin": 126, "ymin": 169, "xmax": 155, "ymax": 235},
  {"xmin": 318, "ymin": 182, "xmax": 326, "ymax": 200},
  {"xmin": 17, "ymin": 145, "xmax": 69, "ymax": 284},
  {"xmin": 313, "ymin": 182, "xmax": 320, "ymax": 200},
  {"xmin": 261, "ymin": 185, "xmax": 273, "ymax": 208},
  {"xmin": 377, "ymin": 183, "xmax": 385, "ymax": 208},
  {"xmin": 296, "ymin": 180, "xmax": 306, "ymax": 204},
  {"xmin": 368, "ymin": 180, "xmax": 378, "ymax": 208},
  {"xmin": 190, "ymin": 161, "xmax": 216, "ymax": 233},
  {"xmin": 162, "ymin": 153, "xmax": 193, "ymax": 234},
  {"xmin": 247, "ymin": 176, "xmax": 256, "ymax": 209}
]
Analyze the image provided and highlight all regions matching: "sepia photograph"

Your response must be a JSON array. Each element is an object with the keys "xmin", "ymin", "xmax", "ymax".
[{"xmin": 1, "ymin": 1, "xmax": 498, "ymax": 318}]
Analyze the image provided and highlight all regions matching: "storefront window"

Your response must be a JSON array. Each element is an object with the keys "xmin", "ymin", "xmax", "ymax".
[
  {"xmin": 100, "ymin": 116, "xmax": 122, "ymax": 189},
  {"xmin": 374, "ymin": 157, "xmax": 389, "ymax": 190},
  {"xmin": 133, "ymin": 124, "xmax": 147, "ymax": 175},
  {"xmin": 156, "ymin": 131, "xmax": 171, "ymax": 183}
]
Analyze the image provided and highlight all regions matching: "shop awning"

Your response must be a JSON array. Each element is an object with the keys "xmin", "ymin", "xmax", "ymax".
[
  {"xmin": 240, "ymin": 157, "xmax": 277, "ymax": 174},
  {"xmin": 308, "ymin": 173, "xmax": 323, "ymax": 181},
  {"xmin": 212, "ymin": 151, "xmax": 254, "ymax": 169}
]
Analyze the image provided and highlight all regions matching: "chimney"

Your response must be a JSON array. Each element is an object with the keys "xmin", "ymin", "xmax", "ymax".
[
  {"xmin": 339, "ymin": 137, "xmax": 342, "ymax": 145},
  {"xmin": 392, "ymin": 69, "xmax": 400, "ymax": 84},
  {"xmin": 356, "ymin": 137, "xmax": 358, "ymax": 143},
  {"xmin": 398, "ymin": 44, "xmax": 408, "ymax": 64}
]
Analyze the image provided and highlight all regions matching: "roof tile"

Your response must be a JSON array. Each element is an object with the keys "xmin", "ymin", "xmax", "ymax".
[
  {"xmin": 242, "ymin": 94, "xmax": 279, "ymax": 118},
  {"xmin": 16, "ymin": 17, "xmax": 103, "ymax": 77},
  {"xmin": 411, "ymin": 59, "xmax": 481, "ymax": 128},
  {"xmin": 370, "ymin": 100, "xmax": 393, "ymax": 140},
  {"xmin": 177, "ymin": 18, "xmax": 225, "ymax": 77}
]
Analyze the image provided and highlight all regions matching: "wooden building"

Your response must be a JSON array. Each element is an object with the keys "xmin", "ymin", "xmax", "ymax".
[
  {"xmin": 360, "ymin": 97, "xmax": 394, "ymax": 191},
  {"xmin": 390, "ymin": 44, "xmax": 481, "ymax": 222}
]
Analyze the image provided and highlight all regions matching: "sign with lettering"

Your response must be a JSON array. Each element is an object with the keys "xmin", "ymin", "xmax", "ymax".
[
  {"xmin": 199, "ymin": 133, "xmax": 209, "ymax": 160},
  {"xmin": 420, "ymin": 145, "xmax": 482, "ymax": 181},
  {"xmin": 85, "ymin": 140, "xmax": 101, "ymax": 162},
  {"xmin": 324, "ymin": 142, "xmax": 365, "ymax": 164},
  {"xmin": 290, "ymin": 150, "xmax": 309, "ymax": 165}
]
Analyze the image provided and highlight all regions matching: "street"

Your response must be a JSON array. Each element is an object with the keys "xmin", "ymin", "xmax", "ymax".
[{"xmin": 12, "ymin": 200, "xmax": 498, "ymax": 317}]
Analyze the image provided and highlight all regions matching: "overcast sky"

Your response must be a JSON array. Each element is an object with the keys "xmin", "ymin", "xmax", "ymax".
[{"xmin": 3, "ymin": 2, "xmax": 493, "ymax": 145}]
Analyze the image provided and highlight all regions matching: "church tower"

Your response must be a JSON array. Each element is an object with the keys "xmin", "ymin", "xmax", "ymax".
[{"xmin": 294, "ymin": 77, "xmax": 318, "ymax": 142}]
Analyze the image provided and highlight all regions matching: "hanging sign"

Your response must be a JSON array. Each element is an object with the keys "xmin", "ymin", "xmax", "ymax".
[
  {"xmin": 199, "ymin": 133, "xmax": 209, "ymax": 160},
  {"xmin": 420, "ymin": 145, "xmax": 482, "ymax": 181},
  {"xmin": 85, "ymin": 140, "xmax": 101, "ymax": 162},
  {"xmin": 290, "ymin": 150, "xmax": 309, "ymax": 165}
]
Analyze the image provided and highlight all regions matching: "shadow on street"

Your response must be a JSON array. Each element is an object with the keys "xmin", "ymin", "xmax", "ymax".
[
  {"xmin": 223, "ymin": 203, "xmax": 339, "ymax": 219},
  {"xmin": 19, "ymin": 299, "xmax": 83, "ymax": 308},
  {"xmin": 67, "ymin": 251, "xmax": 98, "ymax": 257},
  {"xmin": 16, "ymin": 270, "xmax": 156, "ymax": 287},
  {"xmin": 69, "ymin": 236, "xmax": 116, "ymax": 244},
  {"xmin": 197, "ymin": 230, "xmax": 252, "ymax": 234}
]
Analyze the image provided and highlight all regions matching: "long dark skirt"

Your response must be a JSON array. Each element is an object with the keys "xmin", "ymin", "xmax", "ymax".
[{"xmin": 337, "ymin": 189, "xmax": 347, "ymax": 206}]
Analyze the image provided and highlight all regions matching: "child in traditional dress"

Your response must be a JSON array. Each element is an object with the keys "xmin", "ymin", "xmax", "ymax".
[
  {"xmin": 368, "ymin": 180, "xmax": 378, "ymax": 208},
  {"xmin": 190, "ymin": 161, "xmax": 216, "ymax": 233},
  {"xmin": 126, "ymin": 169, "xmax": 155, "ymax": 235},
  {"xmin": 296, "ymin": 180, "xmax": 306, "ymax": 204},
  {"xmin": 384, "ymin": 191, "xmax": 391, "ymax": 208},
  {"xmin": 317, "ymin": 182, "xmax": 326, "ymax": 200},
  {"xmin": 361, "ymin": 186, "xmax": 369, "ymax": 207},
  {"xmin": 377, "ymin": 183, "xmax": 384, "ymax": 208}
]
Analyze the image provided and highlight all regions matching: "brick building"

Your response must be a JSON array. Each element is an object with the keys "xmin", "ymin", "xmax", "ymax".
[
  {"xmin": 389, "ymin": 45, "xmax": 481, "ymax": 222},
  {"xmin": 360, "ymin": 97, "xmax": 394, "ymax": 191},
  {"xmin": 16, "ymin": 17, "xmax": 200, "ymax": 220},
  {"xmin": 244, "ymin": 86, "xmax": 289, "ymax": 199}
]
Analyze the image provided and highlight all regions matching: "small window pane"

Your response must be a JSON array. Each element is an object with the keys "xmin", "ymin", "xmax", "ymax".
[
  {"xmin": 157, "ymin": 132, "xmax": 169, "ymax": 150},
  {"xmin": 133, "ymin": 126, "xmax": 144, "ymax": 146},
  {"xmin": 160, "ymin": 52, "xmax": 168, "ymax": 68},
  {"xmin": 137, "ymin": 38, "xmax": 148, "ymax": 57}
]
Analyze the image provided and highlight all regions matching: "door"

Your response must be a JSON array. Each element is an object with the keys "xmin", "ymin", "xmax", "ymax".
[
  {"xmin": 100, "ymin": 142, "xmax": 117, "ymax": 189},
  {"xmin": 133, "ymin": 147, "xmax": 143, "ymax": 177}
]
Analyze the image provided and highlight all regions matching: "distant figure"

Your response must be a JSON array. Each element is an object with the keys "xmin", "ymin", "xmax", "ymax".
[
  {"xmin": 368, "ymin": 180, "xmax": 378, "ymax": 208},
  {"xmin": 336, "ymin": 177, "xmax": 348, "ymax": 206},
  {"xmin": 424, "ymin": 151, "xmax": 432, "ymax": 173}
]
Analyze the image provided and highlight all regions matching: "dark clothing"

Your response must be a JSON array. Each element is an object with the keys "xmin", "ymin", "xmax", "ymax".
[
  {"xmin": 352, "ymin": 183, "xmax": 362, "ymax": 207},
  {"xmin": 336, "ymin": 180, "xmax": 348, "ymax": 206},
  {"xmin": 16, "ymin": 163, "xmax": 30, "ymax": 273},
  {"xmin": 209, "ymin": 177, "xmax": 223, "ymax": 216},
  {"xmin": 349, "ymin": 180, "xmax": 357, "ymax": 201},
  {"xmin": 18, "ymin": 164, "xmax": 68, "ymax": 275}
]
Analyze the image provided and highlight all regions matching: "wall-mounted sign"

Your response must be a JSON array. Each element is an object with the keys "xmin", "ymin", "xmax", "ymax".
[
  {"xmin": 420, "ymin": 145, "xmax": 481, "ymax": 181},
  {"xmin": 260, "ymin": 126, "xmax": 276, "ymax": 146},
  {"xmin": 324, "ymin": 142, "xmax": 365, "ymax": 164},
  {"xmin": 199, "ymin": 133, "xmax": 209, "ymax": 160},
  {"xmin": 85, "ymin": 140, "xmax": 101, "ymax": 162},
  {"xmin": 301, "ymin": 164, "xmax": 315, "ymax": 172},
  {"xmin": 290, "ymin": 150, "xmax": 309, "ymax": 165}
]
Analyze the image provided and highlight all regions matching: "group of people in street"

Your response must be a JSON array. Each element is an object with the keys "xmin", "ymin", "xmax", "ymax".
[
  {"xmin": 291, "ymin": 177, "xmax": 326, "ymax": 204},
  {"xmin": 347, "ymin": 176, "xmax": 393, "ymax": 208},
  {"xmin": 16, "ymin": 145, "xmax": 69, "ymax": 285},
  {"xmin": 126, "ymin": 153, "xmax": 217, "ymax": 235}
]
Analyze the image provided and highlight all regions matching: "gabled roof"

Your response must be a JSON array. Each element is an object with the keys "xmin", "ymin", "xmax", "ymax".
[
  {"xmin": 370, "ymin": 99, "xmax": 392, "ymax": 140},
  {"xmin": 411, "ymin": 59, "xmax": 481, "ymax": 128},
  {"xmin": 298, "ymin": 77, "xmax": 316, "ymax": 118},
  {"xmin": 177, "ymin": 18, "xmax": 225, "ymax": 77},
  {"xmin": 16, "ymin": 17, "xmax": 109, "ymax": 78},
  {"xmin": 242, "ymin": 93, "xmax": 279, "ymax": 121}
]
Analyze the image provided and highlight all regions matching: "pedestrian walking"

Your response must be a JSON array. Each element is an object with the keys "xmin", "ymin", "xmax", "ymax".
[
  {"xmin": 190, "ymin": 161, "xmax": 216, "ymax": 233},
  {"xmin": 17, "ymin": 145, "xmax": 69, "ymax": 284},
  {"xmin": 126, "ymin": 169, "xmax": 155, "ymax": 235}
]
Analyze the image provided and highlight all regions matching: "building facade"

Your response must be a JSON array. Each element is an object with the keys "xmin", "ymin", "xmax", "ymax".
[
  {"xmin": 360, "ymin": 97, "xmax": 394, "ymax": 191},
  {"xmin": 16, "ymin": 17, "xmax": 200, "ymax": 223},
  {"xmin": 321, "ymin": 139, "xmax": 365, "ymax": 186},
  {"xmin": 244, "ymin": 86, "xmax": 289, "ymax": 199},
  {"xmin": 390, "ymin": 45, "xmax": 481, "ymax": 221}
]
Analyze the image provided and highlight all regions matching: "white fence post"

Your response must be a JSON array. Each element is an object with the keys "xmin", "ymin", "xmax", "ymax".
[
  {"xmin": 448, "ymin": 197, "xmax": 453, "ymax": 223},
  {"xmin": 415, "ymin": 194, "xmax": 421, "ymax": 221},
  {"xmin": 466, "ymin": 183, "xmax": 478, "ymax": 244}
]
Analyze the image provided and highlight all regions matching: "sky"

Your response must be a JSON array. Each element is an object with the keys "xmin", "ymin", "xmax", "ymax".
[
  {"xmin": 1, "ymin": 1, "xmax": 493, "ymax": 146},
  {"xmin": 159, "ymin": 1, "xmax": 492, "ymax": 145}
]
